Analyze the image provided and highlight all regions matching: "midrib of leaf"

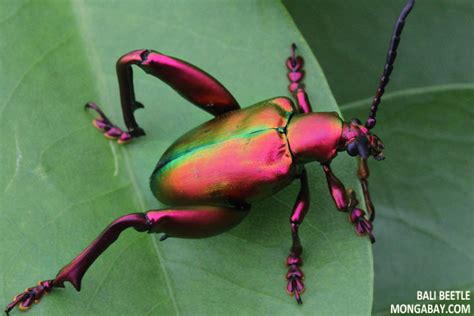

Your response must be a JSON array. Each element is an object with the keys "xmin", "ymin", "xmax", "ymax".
[
  {"xmin": 69, "ymin": 1, "xmax": 180, "ymax": 314},
  {"xmin": 121, "ymin": 148, "xmax": 181, "ymax": 315}
]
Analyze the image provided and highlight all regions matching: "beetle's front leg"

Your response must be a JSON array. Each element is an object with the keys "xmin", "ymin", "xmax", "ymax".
[
  {"xmin": 286, "ymin": 169, "xmax": 310, "ymax": 304},
  {"xmin": 321, "ymin": 163, "xmax": 375, "ymax": 242}
]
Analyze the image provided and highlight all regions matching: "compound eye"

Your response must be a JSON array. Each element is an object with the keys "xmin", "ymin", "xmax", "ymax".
[
  {"xmin": 355, "ymin": 136, "xmax": 369, "ymax": 159},
  {"xmin": 347, "ymin": 142, "xmax": 359, "ymax": 156},
  {"xmin": 357, "ymin": 142, "xmax": 369, "ymax": 159}
]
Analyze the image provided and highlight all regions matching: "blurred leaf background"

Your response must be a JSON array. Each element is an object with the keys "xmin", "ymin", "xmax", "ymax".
[{"xmin": 284, "ymin": 0, "xmax": 474, "ymax": 314}]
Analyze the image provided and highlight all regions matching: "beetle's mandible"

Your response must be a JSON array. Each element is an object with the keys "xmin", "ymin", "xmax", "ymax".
[{"xmin": 5, "ymin": 0, "xmax": 415, "ymax": 313}]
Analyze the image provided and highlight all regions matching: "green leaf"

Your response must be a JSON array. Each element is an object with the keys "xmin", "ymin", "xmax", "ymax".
[
  {"xmin": 283, "ymin": 0, "xmax": 474, "ymax": 105},
  {"xmin": 0, "ymin": 1, "xmax": 372, "ymax": 315},
  {"xmin": 342, "ymin": 85, "xmax": 474, "ymax": 315}
]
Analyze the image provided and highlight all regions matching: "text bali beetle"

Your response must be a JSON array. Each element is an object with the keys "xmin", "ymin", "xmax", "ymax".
[{"xmin": 5, "ymin": 0, "xmax": 415, "ymax": 314}]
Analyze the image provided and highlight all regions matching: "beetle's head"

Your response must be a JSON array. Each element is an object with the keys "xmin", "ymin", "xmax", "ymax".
[
  {"xmin": 337, "ymin": 0, "xmax": 415, "ymax": 162},
  {"xmin": 341, "ymin": 118, "xmax": 385, "ymax": 161}
]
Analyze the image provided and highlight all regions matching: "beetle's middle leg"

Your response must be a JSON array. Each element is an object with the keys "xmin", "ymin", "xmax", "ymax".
[
  {"xmin": 5, "ymin": 205, "xmax": 249, "ymax": 314},
  {"xmin": 286, "ymin": 169, "xmax": 310, "ymax": 304},
  {"xmin": 286, "ymin": 44, "xmax": 313, "ymax": 114},
  {"xmin": 86, "ymin": 49, "xmax": 240, "ymax": 144}
]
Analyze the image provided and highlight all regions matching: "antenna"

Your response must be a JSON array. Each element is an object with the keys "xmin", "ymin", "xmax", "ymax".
[{"xmin": 366, "ymin": 0, "xmax": 415, "ymax": 129}]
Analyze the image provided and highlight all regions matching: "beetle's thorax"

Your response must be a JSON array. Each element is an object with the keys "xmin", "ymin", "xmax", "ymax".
[{"xmin": 287, "ymin": 112, "xmax": 343, "ymax": 164}]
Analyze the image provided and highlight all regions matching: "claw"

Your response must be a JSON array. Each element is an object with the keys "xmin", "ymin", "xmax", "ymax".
[
  {"xmin": 85, "ymin": 102, "xmax": 112, "ymax": 125},
  {"xmin": 92, "ymin": 119, "xmax": 108, "ymax": 132},
  {"xmin": 350, "ymin": 208, "xmax": 376, "ymax": 243},
  {"xmin": 286, "ymin": 256, "xmax": 305, "ymax": 304},
  {"xmin": 5, "ymin": 280, "xmax": 53, "ymax": 315},
  {"xmin": 86, "ymin": 102, "xmax": 135, "ymax": 144},
  {"xmin": 104, "ymin": 127, "xmax": 123, "ymax": 139},
  {"xmin": 117, "ymin": 132, "xmax": 132, "ymax": 145},
  {"xmin": 295, "ymin": 292, "xmax": 302, "ymax": 304},
  {"xmin": 286, "ymin": 275, "xmax": 305, "ymax": 304}
]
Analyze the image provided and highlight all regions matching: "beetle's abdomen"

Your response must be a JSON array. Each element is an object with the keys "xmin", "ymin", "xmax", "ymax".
[{"xmin": 150, "ymin": 97, "xmax": 296, "ymax": 206}]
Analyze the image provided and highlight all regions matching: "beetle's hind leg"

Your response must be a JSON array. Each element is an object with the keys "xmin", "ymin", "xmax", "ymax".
[
  {"xmin": 86, "ymin": 49, "xmax": 240, "ymax": 145},
  {"xmin": 5, "ymin": 206, "xmax": 248, "ymax": 314},
  {"xmin": 5, "ymin": 213, "xmax": 150, "ymax": 315},
  {"xmin": 286, "ymin": 44, "xmax": 313, "ymax": 114}
]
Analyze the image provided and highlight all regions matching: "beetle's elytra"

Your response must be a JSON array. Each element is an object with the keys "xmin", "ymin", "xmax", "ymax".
[{"xmin": 5, "ymin": 0, "xmax": 415, "ymax": 314}]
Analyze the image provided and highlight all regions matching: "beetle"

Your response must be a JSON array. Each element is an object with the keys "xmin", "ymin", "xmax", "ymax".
[{"xmin": 5, "ymin": 0, "xmax": 415, "ymax": 314}]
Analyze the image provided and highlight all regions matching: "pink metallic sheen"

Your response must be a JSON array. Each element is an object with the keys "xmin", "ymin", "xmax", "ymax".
[
  {"xmin": 118, "ymin": 132, "xmax": 132, "ymax": 145},
  {"xmin": 287, "ymin": 256, "xmax": 302, "ymax": 266},
  {"xmin": 289, "ymin": 82, "xmax": 299, "ymax": 93},
  {"xmin": 52, "ymin": 213, "xmax": 149, "ymax": 291},
  {"xmin": 287, "ymin": 49, "xmax": 305, "ymax": 96},
  {"xmin": 115, "ymin": 49, "xmax": 240, "ymax": 136},
  {"xmin": 151, "ymin": 98, "xmax": 295, "ymax": 206},
  {"xmin": 290, "ymin": 172, "xmax": 310, "ymax": 224},
  {"xmin": 348, "ymin": 206, "xmax": 374, "ymax": 241},
  {"xmin": 322, "ymin": 164, "xmax": 349, "ymax": 211},
  {"xmin": 295, "ymin": 89, "xmax": 313, "ymax": 114},
  {"xmin": 7, "ymin": 44, "xmax": 371, "ymax": 314},
  {"xmin": 7, "ymin": 1, "xmax": 416, "ymax": 307},
  {"xmin": 288, "ymin": 71, "xmax": 303, "ymax": 82},
  {"xmin": 139, "ymin": 50, "xmax": 239, "ymax": 114},
  {"xmin": 147, "ymin": 207, "xmax": 248, "ymax": 238},
  {"xmin": 287, "ymin": 112, "xmax": 343, "ymax": 163},
  {"xmin": 350, "ymin": 208, "xmax": 365, "ymax": 222},
  {"xmin": 92, "ymin": 119, "xmax": 107, "ymax": 131},
  {"xmin": 104, "ymin": 127, "xmax": 122, "ymax": 138},
  {"xmin": 290, "ymin": 193, "xmax": 309, "ymax": 224}
]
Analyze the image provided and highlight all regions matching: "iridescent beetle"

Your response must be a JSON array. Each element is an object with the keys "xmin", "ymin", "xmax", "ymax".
[{"xmin": 6, "ymin": 0, "xmax": 414, "ymax": 313}]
